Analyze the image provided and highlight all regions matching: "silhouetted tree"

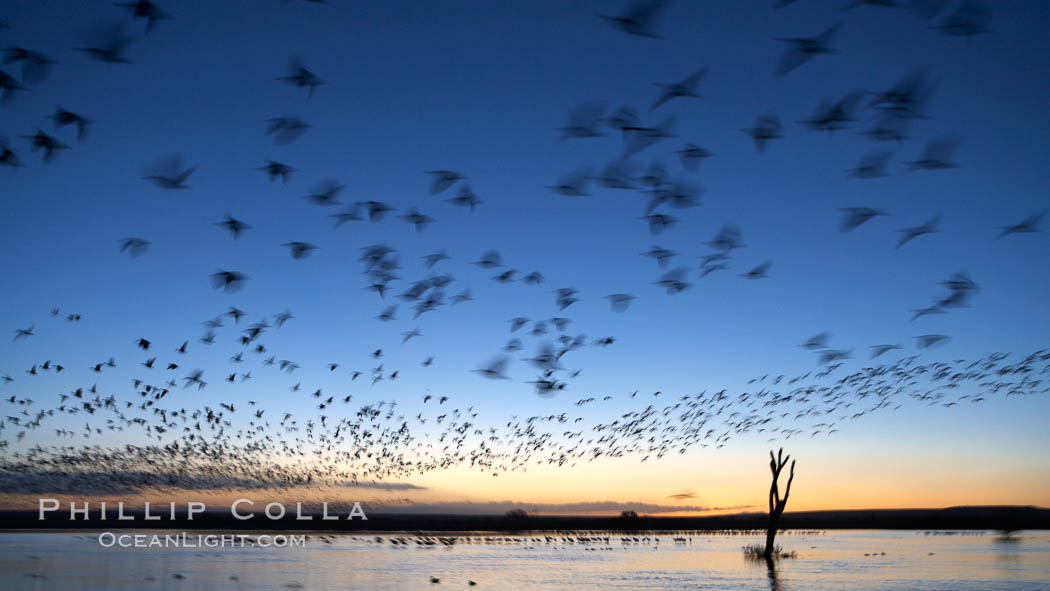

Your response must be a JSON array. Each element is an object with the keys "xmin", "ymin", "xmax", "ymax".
[
  {"xmin": 505, "ymin": 508, "xmax": 528, "ymax": 520},
  {"xmin": 620, "ymin": 510, "xmax": 639, "ymax": 519},
  {"xmin": 764, "ymin": 448, "xmax": 796, "ymax": 559}
]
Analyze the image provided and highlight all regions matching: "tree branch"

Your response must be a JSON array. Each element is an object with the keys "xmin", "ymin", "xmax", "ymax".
[{"xmin": 782, "ymin": 460, "xmax": 796, "ymax": 505}]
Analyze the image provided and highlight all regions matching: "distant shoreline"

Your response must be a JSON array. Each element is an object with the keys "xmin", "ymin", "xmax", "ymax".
[{"xmin": 2, "ymin": 506, "xmax": 1046, "ymax": 532}]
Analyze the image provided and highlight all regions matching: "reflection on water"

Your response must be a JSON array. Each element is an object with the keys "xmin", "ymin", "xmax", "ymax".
[
  {"xmin": 0, "ymin": 530, "xmax": 1047, "ymax": 590},
  {"xmin": 766, "ymin": 558, "xmax": 783, "ymax": 591}
]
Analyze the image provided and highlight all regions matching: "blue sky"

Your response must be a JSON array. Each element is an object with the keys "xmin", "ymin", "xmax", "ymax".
[{"xmin": 1, "ymin": 1, "xmax": 1048, "ymax": 509}]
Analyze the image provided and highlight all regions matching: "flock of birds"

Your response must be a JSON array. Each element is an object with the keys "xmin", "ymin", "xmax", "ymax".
[{"xmin": 2, "ymin": 0, "xmax": 1047, "ymax": 495}]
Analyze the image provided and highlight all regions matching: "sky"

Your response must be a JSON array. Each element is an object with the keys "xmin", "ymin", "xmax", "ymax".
[{"xmin": 1, "ymin": 0, "xmax": 1048, "ymax": 515}]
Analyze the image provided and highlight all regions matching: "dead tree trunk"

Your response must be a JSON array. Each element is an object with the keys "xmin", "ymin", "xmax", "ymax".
[{"xmin": 764, "ymin": 448, "xmax": 795, "ymax": 560}]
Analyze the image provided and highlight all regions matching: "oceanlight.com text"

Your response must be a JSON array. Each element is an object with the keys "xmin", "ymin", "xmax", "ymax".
[{"xmin": 97, "ymin": 532, "xmax": 307, "ymax": 549}]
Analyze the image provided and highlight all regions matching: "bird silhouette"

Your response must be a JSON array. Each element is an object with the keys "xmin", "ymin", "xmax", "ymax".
[
  {"xmin": 741, "ymin": 262, "xmax": 772, "ymax": 279},
  {"xmin": 447, "ymin": 184, "xmax": 482, "ymax": 210},
  {"xmin": 706, "ymin": 224, "xmax": 745, "ymax": 251},
  {"xmin": 331, "ymin": 207, "xmax": 363, "ymax": 227},
  {"xmin": 624, "ymin": 116, "xmax": 675, "ymax": 155},
  {"xmin": 22, "ymin": 130, "xmax": 68, "ymax": 162},
  {"xmin": 801, "ymin": 333, "xmax": 831, "ymax": 350},
  {"xmin": 547, "ymin": 168, "xmax": 593, "ymax": 197},
  {"xmin": 210, "ymin": 270, "xmax": 249, "ymax": 293},
  {"xmin": 996, "ymin": 211, "xmax": 1044, "ymax": 240},
  {"xmin": 0, "ymin": 70, "xmax": 25, "ymax": 103},
  {"xmin": 77, "ymin": 21, "xmax": 135, "ymax": 63},
  {"xmin": 905, "ymin": 136, "xmax": 961, "ymax": 171},
  {"xmin": 278, "ymin": 56, "xmax": 325, "ymax": 96},
  {"xmin": 48, "ymin": 108, "xmax": 93, "ymax": 142},
  {"xmin": 559, "ymin": 101, "xmax": 607, "ymax": 139},
  {"xmin": 283, "ymin": 242, "xmax": 318, "ymax": 260},
  {"xmin": 12, "ymin": 326, "xmax": 34, "ymax": 341},
  {"xmin": 358, "ymin": 200, "xmax": 395, "ymax": 222},
  {"xmin": 643, "ymin": 246, "xmax": 678, "ymax": 268},
  {"xmin": 934, "ymin": 0, "xmax": 992, "ymax": 37},
  {"xmin": 3, "ymin": 47, "xmax": 56, "ymax": 85},
  {"xmin": 605, "ymin": 294, "xmax": 637, "ymax": 312},
  {"xmin": 650, "ymin": 67, "xmax": 708, "ymax": 111},
  {"xmin": 642, "ymin": 213, "xmax": 678, "ymax": 235},
  {"xmin": 400, "ymin": 209, "xmax": 434, "ymax": 232},
  {"xmin": 654, "ymin": 267, "xmax": 691, "ymax": 294},
  {"xmin": 473, "ymin": 357, "xmax": 510, "ymax": 380},
  {"xmin": 743, "ymin": 113, "xmax": 783, "ymax": 153},
  {"xmin": 870, "ymin": 344, "xmax": 902, "ymax": 358},
  {"xmin": 915, "ymin": 334, "xmax": 950, "ymax": 349},
  {"xmin": 848, "ymin": 151, "xmax": 893, "ymax": 178},
  {"xmin": 422, "ymin": 250, "xmax": 450, "ymax": 268},
  {"xmin": 474, "ymin": 250, "xmax": 503, "ymax": 269},
  {"xmin": 304, "ymin": 180, "xmax": 343, "ymax": 206},
  {"xmin": 216, "ymin": 215, "xmax": 252, "ymax": 240},
  {"xmin": 143, "ymin": 154, "xmax": 197, "ymax": 189},
  {"xmin": 935, "ymin": 271, "xmax": 979, "ymax": 310},
  {"xmin": 427, "ymin": 170, "xmax": 465, "ymax": 194},
  {"xmin": 607, "ymin": 104, "xmax": 641, "ymax": 135},
  {"xmin": 896, "ymin": 215, "xmax": 940, "ymax": 248},
  {"xmin": 676, "ymin": 144, "xmax": 712, "ymax": 171},
  {"xmin": 598, "ymin": 0, "xmax": 671, "ymax": 39},
  {"xmin": 523, "ymin": 272, "xmax": 545, "ymax": 285},
  {"xmin": 258, "ymin": 160, "xmax": 295, "ymax": 183},
  {"xmin": 595, "ymin": 159, "xmax": 638, "ymax": 190},
  {"xmin": 774, "ymin": 22, "xmax": 840, "ymax": 76},
  {"xmin": 799, "ymin": 91, "xmax": 863, "ymax": 134},
  {"xmin": 116, "ymin": 1, "xmax": 169, "ymax": 33},
  {"xmin": 839, "ymin": 208, "xmax": 888, "ymax": 233},
  {"xmin": 0, "ymin": 140, "xmax": 20, "ymax": 168},
  {"xmin": 119, "ymin": 237, "xmax": 151, "ymax": 257},
  {"xmin": 266, "ymin": 116, "xmax": 310, "ymax": 144}
]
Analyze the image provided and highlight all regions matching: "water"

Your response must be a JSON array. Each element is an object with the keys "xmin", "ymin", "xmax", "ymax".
[{"xmin": 1, "ymin": 530, "xmax": 1047, "ymax": 590}]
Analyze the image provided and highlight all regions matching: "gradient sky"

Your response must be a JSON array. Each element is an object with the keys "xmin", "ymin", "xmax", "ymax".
[{"xmin": 1, "ymin": 1, "xmax": 1048, "ymax": 514}]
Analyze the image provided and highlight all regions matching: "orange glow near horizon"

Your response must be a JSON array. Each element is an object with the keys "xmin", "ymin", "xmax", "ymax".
[{"xmin": 5, "ymin": 445, "xmax": 1048, "ymax": 514}]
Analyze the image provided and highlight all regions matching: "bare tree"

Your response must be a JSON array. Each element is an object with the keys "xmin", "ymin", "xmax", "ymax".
[
  {"xmin": 505, "ymin": 509, "xmax": 528, "ymax": 520},
  {"xmin": 764, "ymin": 448, "xmax": 796, "ymax": 559}
]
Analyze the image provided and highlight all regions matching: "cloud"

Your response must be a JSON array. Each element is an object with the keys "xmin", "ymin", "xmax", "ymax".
[
  {"xmin": 343, "ymin": 481, "xmax": 426, "ymax": 491},
  {"xmin": 0, "ymin": 471, "xmax": 424, "ymax": 496},
  {"xmin": 0, "ymin": 472, "xmax": 752, "ymax": 516},
  {"xmin": 0, "ymin": 471, "xmax": 294, "ymax": 496},
  {"xmin": 364, "ymin": 500, "xmax": 755, "ymax": 515}
]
